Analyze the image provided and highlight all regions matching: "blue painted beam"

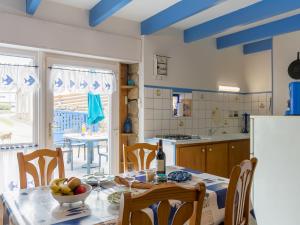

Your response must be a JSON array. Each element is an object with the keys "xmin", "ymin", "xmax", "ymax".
[
  {"xmin": 217, "ymin": 14, "xmax": 300, "ymax": 49},
  {"xmin": 184, "ymin": 0, "xmax": 300, "ymax": 43},
  {"xmin": 89, "ymin": 0, "xmax": 132, "ymax": 27},
  {"xmin": 26, "ymin": 0, "xmax": 41, "ymax": 15},
  {"xmin": 243, "ymin": 39, "xmax": 272, "ymax": 55},
  {"xmin": 141, "ymin": 0, "xmax": 219, "ymax": 35}
]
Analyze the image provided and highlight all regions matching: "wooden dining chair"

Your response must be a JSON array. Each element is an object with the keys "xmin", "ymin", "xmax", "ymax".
[
  {"xmin": 17, "ymin": 148, "xmax": 65, "ymax": 189},
  {"xmin": 119, "ymin": 182, "xmax": 206, "ymax": 225},
  {"xmin": 123, "ymin": 143, "xmax": 158, "ymax": 172},
  {"xmin": 224, "ymin": 158, "xmax": 258, "ymax": 225}
]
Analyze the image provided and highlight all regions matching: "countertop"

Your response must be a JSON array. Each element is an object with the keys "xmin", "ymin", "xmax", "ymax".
[{"xmin": 147, "ymin": 133, "xmax": 250, "ymax": 145}]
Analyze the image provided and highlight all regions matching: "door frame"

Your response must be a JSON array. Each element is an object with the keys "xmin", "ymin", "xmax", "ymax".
[{"xmin": 44, "ymin": 53, "xmax": 119, "ymax": 174}]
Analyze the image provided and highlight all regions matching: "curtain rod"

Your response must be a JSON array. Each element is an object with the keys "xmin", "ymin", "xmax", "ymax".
[
  {"xmin": 0, "ymin": 63, "xmax": 38, "ymax": 68},
  {"xmin": 48, "ymin": 66, "xmax": 114, "ymax": 75}
]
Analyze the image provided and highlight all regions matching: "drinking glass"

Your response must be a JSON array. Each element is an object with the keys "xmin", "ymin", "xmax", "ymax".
[{"xmin": 124, "ymin": 168, "xmax": 135, "ymax": 191}]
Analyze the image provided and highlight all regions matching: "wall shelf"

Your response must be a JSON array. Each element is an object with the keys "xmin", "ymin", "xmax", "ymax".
[
  {"xmin": 120, "ymin": 133, "xmax": 137, "ymax": 137},
  {"xmin": 121, "ymin": 85, "xmax": 137, "ymax": 89}
]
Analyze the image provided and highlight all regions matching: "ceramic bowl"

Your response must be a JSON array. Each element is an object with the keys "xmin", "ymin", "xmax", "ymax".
[{"xmin": 51, "ymin": 184, "xmax": 92, "ymax": 205}]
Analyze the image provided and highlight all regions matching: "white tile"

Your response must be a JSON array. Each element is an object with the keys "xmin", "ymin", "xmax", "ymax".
[
  {"xmin": 154, "ymin": 109, "xmax": 162, "ymax": 120},
  {"xmin": 144, "ymin": 98, "xmax": 154, "ymax": 109},
  {"xmin": 170, "ymin": 120, "xmax": 178, "ymax": 130},
  {"xmin": 144, "ymin": 88, "xmax": 153, "ymax": 98},
  {"xmin": 185, "ymin": 119, "xmax": 192, "ymax": 129},
  {"xmin": 144, "ymin": 119, "xmax": 154, "ymax": 131},
  {"xmin": 259, "ymin": 93, "xmax": 267, "ymax": 102},
  {"xmin": 162, "ymin": 110, "xmax": 171, "ymax": 119},
  {"xmin": 162, "ymin": 120, "xmax": 170, "ymax": 130},
  {"xmin": 154, "ymin": 120, "xmax": 162, "ymax": 131},
  {"xmin": 154, "ymin": 98, "xmax": 162, "ymax": 109},
  {"xmin": 144, "ymin": 109, "xmax": 153, "ymax": 120},
  {"xmin": 154, "ymin": 89, "xmax": 163, "ymax": 98},
  {"xmin": 162, "ymin": 89, "xmax": 171, "ymax": 99},
  {"xmin": 162, "ymin": 98, "xmax": 171, "ymax": 110},
  {"xmin": 198, "ymin": 119, "xmax": 205, "ymax": 128}
]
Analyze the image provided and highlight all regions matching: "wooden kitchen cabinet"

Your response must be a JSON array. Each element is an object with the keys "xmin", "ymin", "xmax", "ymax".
[
  {"xmin": 176, "ymin": 145, "xmax": 206, "ymax": 172},
  {"xmin": 176, "ymin": 139, "xmax": 250, "ymax": 178},
  {"xmin": 228, "ymin": 140, "xmax": 250, "ymax": 175},
  {"xmin": 206, "ymin": 143, "xmax": 228, "ymax": 177}
]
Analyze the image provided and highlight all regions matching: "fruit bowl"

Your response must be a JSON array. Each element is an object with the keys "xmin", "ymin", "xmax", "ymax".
[{"xmin": 51, "ymin": 183, "xmax": 92, "ymax": 205}]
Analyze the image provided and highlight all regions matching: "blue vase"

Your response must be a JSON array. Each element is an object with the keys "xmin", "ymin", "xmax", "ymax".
[{"xmin": 124, "ymin": 118, "xmax": 132, "ymax": 133}]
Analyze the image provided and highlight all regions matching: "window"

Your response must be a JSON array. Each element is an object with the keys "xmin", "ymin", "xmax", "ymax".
[{"xmin": 0, "ymin": 54, "xmax": 36, "ymax": 146}]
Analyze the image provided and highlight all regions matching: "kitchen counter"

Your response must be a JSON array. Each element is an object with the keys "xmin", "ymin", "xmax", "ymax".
[{"xmin": 147, "ymin": 133, "xmax": 250, "ymax": 145}]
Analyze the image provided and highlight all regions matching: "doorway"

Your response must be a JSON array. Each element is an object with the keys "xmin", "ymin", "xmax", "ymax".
[{"xmin": 45, "ymin": 56, "xmax": 118, "ymax": 176}]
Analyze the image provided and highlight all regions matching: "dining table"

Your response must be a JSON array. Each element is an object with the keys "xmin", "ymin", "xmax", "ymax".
[
  {"xmin": 63, "ymin": 133, "xmax": 108, "ymax": 174},
  {"xmin": 0, "ymin": 166, "xmax": 257, "ymax": 225}
]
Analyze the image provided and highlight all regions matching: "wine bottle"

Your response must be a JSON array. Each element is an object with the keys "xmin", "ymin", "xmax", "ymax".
[{"xmin": 156, "ymin": 139, "xmax": 166, "ymax": 175}]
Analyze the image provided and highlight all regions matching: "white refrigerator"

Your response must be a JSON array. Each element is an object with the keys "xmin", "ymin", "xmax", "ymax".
[{"xmin": 251, "ymin": 116, "xmax": 300, "ymax": 225}]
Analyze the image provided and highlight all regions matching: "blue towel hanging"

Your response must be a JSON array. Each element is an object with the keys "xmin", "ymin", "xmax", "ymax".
[{"xmin": 87, "ymin": 92, "xmax": 105, "ymax": 125}]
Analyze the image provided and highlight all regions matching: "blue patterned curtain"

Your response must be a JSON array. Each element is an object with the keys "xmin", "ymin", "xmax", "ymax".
[
  {"xmin": 51, "ymin": 66, "xmax": 116, "ymax": 94},
  {"xmin": 0, "ymin": 65, "xmax": 39, "ymax": 92}
]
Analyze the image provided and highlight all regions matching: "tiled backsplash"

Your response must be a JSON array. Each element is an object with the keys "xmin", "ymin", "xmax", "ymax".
[{"xmin": 144, "ymin": 87, "xmax": 272, "ymax": 138}]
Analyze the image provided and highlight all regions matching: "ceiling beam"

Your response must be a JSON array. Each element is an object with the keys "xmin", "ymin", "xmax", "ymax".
[
  {"xmin": 26, "ymin": 0, "xmax": 41, "ymax": 15},
  {"xmin": 243, "ymin": 38, "xmax": 272, "ymax": 55},
  {"xmin": 141, "ymin": 0, "xmax": 219, "ymax": 35},
  {"xmin": 184, "ymin": 0, "xmax": 300, "ymax": 43},
  {"xmin": 89, "ymin": 0, "xmax": 132, "ymax": 27},
  {"xmin": 216, "ymin": 14, "xmax": 300, "ymax": 49}
]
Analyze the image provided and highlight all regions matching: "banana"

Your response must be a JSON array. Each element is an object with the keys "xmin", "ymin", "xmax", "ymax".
[
  {"xmin": 59, "ymin": 184, "xmax": 72, "ymax": 195},
  {"xmin": 50, "ymin": 178, "xmax": 67, "ymax": 193}
]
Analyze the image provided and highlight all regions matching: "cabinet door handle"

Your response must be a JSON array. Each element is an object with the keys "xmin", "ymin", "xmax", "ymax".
[
  {"xmin": 208, "ymin": 148, "xmax": 212, "ymax": 152},
  {"xmin": 231, "ymin": 146, "xmax": 235, "ymax": 149},
  {"xmin": 201, "ymin": 149, "xmax": 205, "ymax": 152}
]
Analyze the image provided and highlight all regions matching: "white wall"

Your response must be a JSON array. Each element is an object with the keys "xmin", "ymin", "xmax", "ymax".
[
  {"xmin": 243, "ymin": 51, "xmax": 272, "ymax": 93},
  {"xmin": 273, "ymin": 31, "xmax": 300, "ymax": 115},
  {"xmin": 0, "ymin": 0, "xmax": 141, "ymax": 62},
  {"xmin": 143, "ymin": 30, "xmax": 247, "ymax": 92}
]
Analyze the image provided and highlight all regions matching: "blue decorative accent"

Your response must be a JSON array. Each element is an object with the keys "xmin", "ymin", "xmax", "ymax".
[
  {"xmin": 217, "ymin": 14, "xmax": 300, "ymax": 49},
  {"xmin": 80, "ymin": 80, "xmax": 88, "ymax": 89},
  {"xmin": 92, "ymin": 81, "xmax": 100, "ymax": 90},
  {"xmin": 184, "ymin": 0, "xmax": 300, "ymax": 43},
  {"xmin": 207, "ymin": 183, "xmax": 228, "ymax": 209},
  {"xmin": 243, "ymin": 38, "xmax": 273, "ymax": 55},
  {"xmin": 181, "ymin": 168, "xmax": 203, "ymax": 174},
  {"xmin": 54, "ymin": 78, "xmax": 63, "ymax": 88},
  {"xmin": 70, "ymin": 80, "xmax": 75, "ymax": 88},
  {"xmin": 104, "ymin": 82, "xmax": 111, "ymax": 90},
  {"xmin": 141, "ymin": 0, "xmax": 219, "ymax": 35},
  {"xmin": 89, "ymin": 0, "xmax": 132, "ymax": 27},
  {"xmin": 26, "ymin": 0, "xmax": 41, "ymax": 15},
  {"xmin": 24, "ymin": 75, "xmax": 35, "ymax": 86},
  {"xmin": 2, "ymin": 75, "xmax": 13, "ymax": 85}
]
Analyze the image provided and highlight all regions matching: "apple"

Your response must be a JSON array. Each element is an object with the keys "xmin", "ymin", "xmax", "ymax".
[{"xmin": 74, "ymin": 184, "xmax": 86, "ymax": 195}]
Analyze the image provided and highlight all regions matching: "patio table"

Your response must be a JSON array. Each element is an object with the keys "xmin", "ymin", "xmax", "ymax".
[
  {"xmin": 0, "ymin": 166, "xmax": 257, "ymax": 225},
  {"xmin": 63, "ymin": 133, "xmax": 108, "ymax": 174}
]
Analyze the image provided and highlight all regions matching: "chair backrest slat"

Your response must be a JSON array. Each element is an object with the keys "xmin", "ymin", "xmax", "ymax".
[
  {"xmin": 123, "ymin": 143, "xmax": 158, "ymax": 172},
  {"xmin": 17, "ymin": 148, "xmax": 65, "ymax": 189},
  {"xmin": 119, "ymin": 182, "xmax": 206, "ymax": 225},
  {"xmin": 224, "ymin": 158, "xmax": 257, "ymax": 225}
]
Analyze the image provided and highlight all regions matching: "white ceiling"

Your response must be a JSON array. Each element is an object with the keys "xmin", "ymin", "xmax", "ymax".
[
  {"xmin": 46, "ymin": 0, "xmax": 261, "ymax": 29},
  {"xmin": 45, "ymin": 0, "xmax": 296, "ymax": 36}
]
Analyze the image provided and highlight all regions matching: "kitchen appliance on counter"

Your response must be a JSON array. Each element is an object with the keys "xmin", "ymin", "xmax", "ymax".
[
  {"xmin": 242, "ymin": 113, "xmax": 250, "ymax": 133},
  {"xmin": 285, "ymin": 82, "xmax": 300, "ymax": 115}
]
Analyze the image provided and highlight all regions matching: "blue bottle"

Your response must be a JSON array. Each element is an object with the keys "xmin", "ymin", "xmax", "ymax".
[{"xmin": 124, "ymin": 118, "xmax": 132, "ymax": 133}]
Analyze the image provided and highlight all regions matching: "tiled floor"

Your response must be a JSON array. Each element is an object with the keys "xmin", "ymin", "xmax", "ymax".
[{"xmin": 0, "ymin": 147, "xmax": 109, "ymax": 193}]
